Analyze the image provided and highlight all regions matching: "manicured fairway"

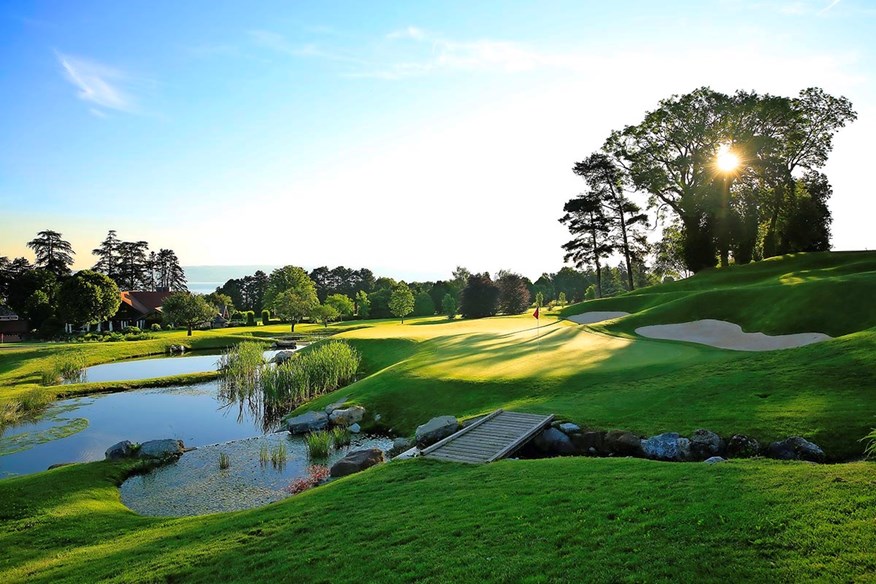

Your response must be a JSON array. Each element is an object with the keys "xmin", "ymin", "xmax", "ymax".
[{"xmin": 1, "ymin": 456, "xmax": 874, "ymax": 583}]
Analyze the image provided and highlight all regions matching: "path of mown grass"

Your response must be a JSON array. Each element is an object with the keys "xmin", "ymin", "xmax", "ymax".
[
  {"xmin": 288, "ymin": 312, "xmax": 876, "ymax": 460},
  {"xmin": 1, "ymin": 457, "xmax": 874, "ymax": 583}
]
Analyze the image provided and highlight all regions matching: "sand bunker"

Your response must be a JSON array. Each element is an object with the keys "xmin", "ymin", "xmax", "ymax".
[
  {"xmin": 635, "ymin": 319, "xmax": 831, "ymax": 351},
  {"xmin": 567, "ymin": 311, "xmax": 631, "ymax": 325}
]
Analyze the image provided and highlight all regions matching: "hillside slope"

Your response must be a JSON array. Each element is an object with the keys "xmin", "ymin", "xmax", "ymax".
[{"xmin": 560, "ymin": 251, "xmax": 876, "ymax": 337}]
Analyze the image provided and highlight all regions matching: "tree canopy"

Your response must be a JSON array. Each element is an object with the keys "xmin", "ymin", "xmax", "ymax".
[
  {"xmin": 161, "ymin": 292, "xmax": 215, "ymax": 336},
  {"xmin": 27, "ymin": 230, "xmax": 75, "ymax": 277},
  {"xmin": 57, "ymin": 270, "xmax": 121, "ymax": 327},
  {"xmin": 388, "ymin": 283, "xmax": 415, "ymax": 323}
]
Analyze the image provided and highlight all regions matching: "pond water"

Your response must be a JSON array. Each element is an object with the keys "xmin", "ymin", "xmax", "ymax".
[
  {"xmin": 67, "ymin": 349, "xmax": 285, "ymax": 384},
  {"xmin": 121, "ymin": 432, "xmax": 393, "ymax": 516},
  {"xmin": 0, "ymin": 381, "xmax": 298, "ymax": 478}
]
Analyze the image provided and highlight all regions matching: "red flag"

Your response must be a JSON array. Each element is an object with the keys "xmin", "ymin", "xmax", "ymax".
[{"xmin": 533, "ymin": 306, "xmax": 539, "ymax": 319}]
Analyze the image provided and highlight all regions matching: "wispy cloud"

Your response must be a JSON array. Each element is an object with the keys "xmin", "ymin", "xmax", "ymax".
[
  {"xmin": 386, "ymin": 26, "xmax": 426, "ymax": 41},
  {"xmin": 819, "ymin": 0, "xmax": 841, "ymax": 14},
  {"xmin": 248, "ymin": 29, "xmax": 370, "ymax": 65},
  {"xmin": 57, "ymin": 53, "xmax": 138, "ymax": 114}
]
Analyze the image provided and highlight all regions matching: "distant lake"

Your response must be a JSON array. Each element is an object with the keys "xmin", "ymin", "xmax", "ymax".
[{"xmin": 187, "ymin": 282, "xmax": 223, "ymax": 294}]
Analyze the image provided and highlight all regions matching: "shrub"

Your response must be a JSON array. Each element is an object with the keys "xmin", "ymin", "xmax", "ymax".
[
  {"xmin": 584, "ymin": 285, "xmax": 597, "ymax": 300},
  {"xmin": 246, "ymin": 311, "xmax": 256, "ymax": 326},
  {"xmin": 262, "ymin": 310, "xmax": 270, "ymax": 326},
  {"xmin": 285, "ymin": 465, "xmax": 330, "ymax": 495},
  {"xmin": 122, "ymin": 326, "xmax": 141, "ymax": 334},
  {"xmin": 39, "ymin": 316, "xmax": 65, "ymax": 339},
  {"xmin": 219, "ymin": 452, "xmax": 230, "ymax": 469},
  {"xmin": 151, "ymin": 323, "xmax": 162, "ymax": 331},
  {"xmin": 305, "ymin": 431, "xmax": 331, "ymax": 459}
]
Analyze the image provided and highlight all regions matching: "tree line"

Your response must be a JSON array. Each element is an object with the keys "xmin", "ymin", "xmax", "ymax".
[
  {"xmin": 0, "ymin": 229, "xmax": 187, "ymax": 335},
  {"xmin": 561, "ymin": 86, "xmax": 855, "ymax": 292}
]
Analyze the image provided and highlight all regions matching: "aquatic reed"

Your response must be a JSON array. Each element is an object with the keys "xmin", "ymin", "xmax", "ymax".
[
  {"xmin": 305, "ymin": 431, "xmax": 332, "ymax": 459},
  {"xmin": 331, "ymin": 426, "xmax": 351, "ymax": 448}
]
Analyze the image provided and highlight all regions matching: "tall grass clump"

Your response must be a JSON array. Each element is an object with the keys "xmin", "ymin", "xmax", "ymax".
[
  {"xmin": 42, "ymin": 352, "xmax": 87, "ymax": 385},
  {"xmin": 261, "ymin": 341, "xmax": 360, "ymax": 410},
  {"xmin": 305, "ymin": 431, "xmax": 332, "ymax": 459},
  {"xmin": 259, "ymin": 442, "xmax": 270, "ymax": 467},
  {"xmin": 863, "ymin": 428, "xmax": 876, "ymax": 459},
  {"xmin": 219, "ymin": 341, "xmax": 266, "ymax": 390},
  {"xmin": 331, "ymin": 426, "xmax": 351, "ymax": 447},
  {"xmin": 271, "ymin": 442, "xmax": 288, "ymax": 468},
  {"xmin": 218, "ymin": 452, "xmax": 230, "ymax": 470}
]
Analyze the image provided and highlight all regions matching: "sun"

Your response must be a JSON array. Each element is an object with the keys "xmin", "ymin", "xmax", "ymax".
[{"xmin": 716, "ymin": 144, "xmax": 740, "ymax": 173}]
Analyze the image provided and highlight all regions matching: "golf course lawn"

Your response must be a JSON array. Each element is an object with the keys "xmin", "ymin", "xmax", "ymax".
[
  {"xmin": 1, "ymin": 457, "xmax": 874, "ymax": 583},
  {"xmin": 1, "ymin": 251, "xmax": 875, "ymax": 582}
]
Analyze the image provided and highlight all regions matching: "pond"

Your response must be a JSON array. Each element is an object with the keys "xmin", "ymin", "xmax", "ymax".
[
  {"xmin": 0, "ymin": 381, "xmax": 286, "ymax": 478},
  {"xmin": 66, "ymin": 349, "xmax": 285, "ymax": 384},
  {"xmin": 121, "ymin": 432, "xmax": 393, "ymax": 516}
]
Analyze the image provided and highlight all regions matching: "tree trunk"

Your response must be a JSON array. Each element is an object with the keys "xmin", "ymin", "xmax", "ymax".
[
  {"xmin": 187, "ymin": 325, "xmax": 192, "ymax": 336},
  {"xmin": 590, "ymin": 213, "xmax": 603, "ymax": 298},
  {"xmin": 616, "ymin": 200, "xmax": 634, "ymax": 291},
  {"xmin": 291, "ymin": 321, "xmax": 296, "ymax": 332}
]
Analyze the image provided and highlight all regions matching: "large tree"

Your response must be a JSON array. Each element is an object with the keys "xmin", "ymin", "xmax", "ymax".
[
  {"xmin": 460, "ymin": 273, "xmax": 500, "ymax": 319},
  {"xmin": 606, "ymin": 86, "xmax": 854, "ymax": 272},
  {"xmin": 6, "ymin": 268, "xmax": 57, "ymax": 327},
  {"xmin": 495, "ymin": 271, "xmax": 531, "ymax": 314},
  {"xmin": 388, "ymin": 283, "xmax": 415, "ymax": 323},
  {"xmin": 155, "ymin": 249, "xmax": 187, "ymax": 291},
  {"xmin": 92, "ymin": 230, "xmax": 121, "ymax": 283},
  {"xmin": 572, "ymin": 153, "xmax": 649, "ymax": 290},
  {"xmin": 161, "ymin": 292, "xmax": 215, "ymax": 336},
  {"xmin": 57, "ymin": 270, "xmax": 121, "ymax": 328},
  {"xmin": 27, "ymin": 230, "xmax": 75, "ymax": 277},
  {"xmin": 325, "ymin": 293, "xmax": 355, "ymax": 321},
  {"xmin": 264, "ymin": 266, "xmax": 316, "ymax": 310},
  {"xmin": 559, "ymin": 191, "xmax": 614, "ymax": 298},
  {"xmin": 117, "ymin": 240, "xmax": 149, "ymax": 290},
  {"xmin": 272, "ymin": 275, "xmax": 319, "ymax": 332}
]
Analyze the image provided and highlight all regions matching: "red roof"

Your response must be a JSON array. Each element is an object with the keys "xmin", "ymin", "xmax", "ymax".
[{"xmin": 119, "ymin": 291, "xmax": 174, "ymax": 316}]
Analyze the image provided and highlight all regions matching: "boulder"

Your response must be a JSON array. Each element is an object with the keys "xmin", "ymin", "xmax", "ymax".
[
  {"xmin": 167, "ymin": 344, "xmax": 186, "ymax": 354},
  {"xmin": 533, "ymin": 427, "xmax": 577, "ymax": 455},
  {"xmin": 329, "ymin": 406, "xmax": 366, "ymax": 426},
  {"xmin": 324, "ymin": 399, "xmax": 348, "ymax": 414},
  {"xmin": 558, "ymin": 422, "xmax": 581, "ymax": 435},
  {"xmin": 766, "ymin": 437, "xmax": 825, "ymax": 463},
  {"xmin": 704, "ymin": 456, "xmax": 727, "ymax": 464},
  {"xmin": 105, "ymin": 440, "xmax": 135, "ymax": 460},
  {"xmin": 285, "ymin": 411, "xmax": 328, "ymax": 434},
  {"xmin": 642, "ymin": 433, "xmax": 691, "ymax": 461},
  {"xmin": 272, "ymin": 350, "xmax": 295, "ymax": 365},
  {"xmin": 727, "ymin": 434, "xmax": 760, "ymax": 458},
  {"xmin": 138, "ymin": 439, "xmax": 185, "ymax": 459},
  {"xmin": 330, "ymin": 448, "xmax": 384, "ymax": 478},
  {"xmin": 604, "ymin": 430, "xmax": 643, "ymax": 457},
  {"xmin": 415, "ymin": 416, "xmax": 459, "ymax": 448},
  {"xmin": 571, "ymin": 431, "xmax": 606, "ymax": 456},
  {"xmin": 389, "ymin": 437, "xmax": 414, "ymax": 456},
  {"xmin": 47, "ymin": 462, "xmax": 74, "ymax": 470},
  {"xmin": 274, "ymin": 339, "xmax": 298, "ymax": 349},
  {"xmin": 689, "ymin": 429, "xmax": 726, "ymax": 460},
  {"xmin": 349, "ymin": 423, "xmax": 361, "ymax": 434}
]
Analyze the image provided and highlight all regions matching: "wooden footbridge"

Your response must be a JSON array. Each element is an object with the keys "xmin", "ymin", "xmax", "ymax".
[{"xmin": 422, "ymin": 409, "xmax": 555, "ymax": 464}]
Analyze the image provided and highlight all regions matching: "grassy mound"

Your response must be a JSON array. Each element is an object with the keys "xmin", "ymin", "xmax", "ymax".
[
  {"xmin": 561, "ymin": 251, "xmax": 876, "ymax": 337},
  {"xmin": 1, "ymin": 457, "xmax": 874, "ymax": 583}
]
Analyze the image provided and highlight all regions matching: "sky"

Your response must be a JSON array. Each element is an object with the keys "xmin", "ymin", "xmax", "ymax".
[{"xmin": 1, "ymin": 0, "xmax": 874, "ymax": 282}]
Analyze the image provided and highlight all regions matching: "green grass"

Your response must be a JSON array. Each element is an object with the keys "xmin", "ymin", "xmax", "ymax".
[
  {"xmin": 304, "ymin": 431, "xmax": 331, "ymax": 459},
  {"xmin": 1, "ymin": 457, "xmax": 874, "ymax": 583},
  {"xmin": 1, "ymin": 252, "xmax": 876, "ymax": 581},
  {"xmin": 561, "ymin": 251, "xmax": 876, "ymax": 337}
]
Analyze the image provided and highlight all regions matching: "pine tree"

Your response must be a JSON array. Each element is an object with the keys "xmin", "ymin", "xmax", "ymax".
[{"xmin": 27, "ymin": 230, "xmax": 75, "ymax": 277}]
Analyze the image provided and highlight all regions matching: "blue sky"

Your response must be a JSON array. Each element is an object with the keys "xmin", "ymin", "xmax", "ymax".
[{"xmin": 1, "ymin": 0, "xmax": 874, "ymax": 280}]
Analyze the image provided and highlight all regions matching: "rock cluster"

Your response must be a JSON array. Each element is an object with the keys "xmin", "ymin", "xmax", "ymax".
[
  {"xmin": 285, "ymin": 404, "xmax": 370, "ymax": 434},
  {"xmin": 167, "ymin": 344, "xmax": 186, "ymax": 354},
  {"xmin": 529, "ymin": 422, "xmax": 826, "ymax": 463},
  {"xmin": 104, "ymin": 439, "xmax": 186, "ymax": 461}
]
